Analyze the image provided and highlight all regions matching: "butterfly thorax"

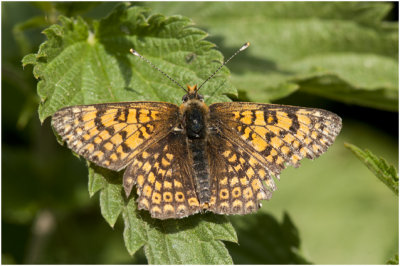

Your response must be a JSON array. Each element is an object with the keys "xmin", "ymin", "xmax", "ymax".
[{"xmin": 179, "ymin": 85, "xmax": 211, "ymax": 205}]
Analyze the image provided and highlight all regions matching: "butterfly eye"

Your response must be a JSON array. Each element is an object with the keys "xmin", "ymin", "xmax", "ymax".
[{"xmin": 182, "ymin": 94, "xmax": 189, "ymax": 102}]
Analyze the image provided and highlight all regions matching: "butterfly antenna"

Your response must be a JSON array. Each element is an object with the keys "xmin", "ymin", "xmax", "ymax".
[
  {"xmin": 198, "ymin": 42, "xmax": 250, "ymax": 91},
  {"xmin": 130, "ymin": 48, "xmax": 187, "ymax": 93}
]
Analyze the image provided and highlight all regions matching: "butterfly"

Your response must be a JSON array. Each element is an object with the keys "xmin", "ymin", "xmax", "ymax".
[{"xmin": 52, "ymin": 43, "xmax": 342, "ymax": 219}]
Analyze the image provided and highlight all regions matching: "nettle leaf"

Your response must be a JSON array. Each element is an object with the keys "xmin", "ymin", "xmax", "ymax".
[
  {"xmin": 88, "ymin": 164, "xmax": 107, "ymax": 197},
  {"xmin": 146, "ymin": 2, "xmax": 398, "ymax": 110},
  {"xmin": 345, "ymin": 143, "xmax": 399, "ymax": 195},
  {"xmin": 123, "ymin": 199, "xmax": 236, "ymax": 264},
  {"xmin": 23, "ymin": 4, "xmax": 236, "ymax": 123},
  {"xmin": 94, "ymin": 166, "xmax": 124, "ymax": 227},
  {"xmin": 24, "ymin": 4, "xmax": 238, "ymax": 263},
  {"xmin": 288, "ymin": 54, "xmax": 398, "ymax": 111}
]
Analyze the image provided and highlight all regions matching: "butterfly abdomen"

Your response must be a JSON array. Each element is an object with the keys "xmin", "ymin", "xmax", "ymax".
[
  {"xmin": 188, "ymin": 139, "xmax": 211, "ymax": 204},
  {"xmin": 181, "ymin": 100, "xmax": 211, "ymax": 205}
]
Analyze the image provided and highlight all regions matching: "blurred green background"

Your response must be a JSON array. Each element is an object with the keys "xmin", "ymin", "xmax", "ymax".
[{"xmin": 2, "ymin": 2, "xmax": 398, "ymax": 264}]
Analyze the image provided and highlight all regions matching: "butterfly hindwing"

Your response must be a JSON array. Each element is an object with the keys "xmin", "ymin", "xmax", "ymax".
[
  {"xmin": 123, "ymin": 131, "xmax": 202, "ymax": 219},
  {"xmin": 52, "ymin": 102, "xmax": 179, "ymax": 171},
  {"xmin": 207, "ymin": 133, "xmax": 274, "ymax": 215}
]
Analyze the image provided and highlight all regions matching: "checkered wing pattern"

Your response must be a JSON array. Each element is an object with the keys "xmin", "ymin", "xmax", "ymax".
[
  {"xmin": 207, "ymin": 102, "xmax": 342, "ymax": 214},
  {"xmin": 207, "ymin": 133, "xmax": 274, "ymax": 214},
  {"xmin": 52, "ymin": 102, "xmax": 179, "ymax": 171},
  {"xmin": 123, "ymin": 131, "xmax": 202, "ymax": 219}
]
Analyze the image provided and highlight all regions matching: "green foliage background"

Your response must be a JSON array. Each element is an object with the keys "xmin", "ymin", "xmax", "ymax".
[{"xmin": 2, "ymin": 2, "xmax": 398, "ymax": 264}]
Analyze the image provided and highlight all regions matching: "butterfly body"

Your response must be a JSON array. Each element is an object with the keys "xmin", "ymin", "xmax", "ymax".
[{"xmin": 179, "ymin": 85, "xmax": 212, "ymax": 205}]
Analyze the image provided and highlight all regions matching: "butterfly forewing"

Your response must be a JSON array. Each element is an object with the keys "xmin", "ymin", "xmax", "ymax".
[{"xmin": 52, "ymin": 102, "xmax": 179, "ymax": 171}]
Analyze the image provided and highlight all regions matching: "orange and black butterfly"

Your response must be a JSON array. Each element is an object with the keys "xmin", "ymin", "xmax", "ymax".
[{"xmin": 52, "ymin": 43, "xmax": 342, "ymax": 219}]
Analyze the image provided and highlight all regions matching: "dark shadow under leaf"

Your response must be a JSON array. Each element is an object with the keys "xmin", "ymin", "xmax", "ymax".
[{"xmin": 226, "ymin": 212, "xmax": 311, "ymax": 264}]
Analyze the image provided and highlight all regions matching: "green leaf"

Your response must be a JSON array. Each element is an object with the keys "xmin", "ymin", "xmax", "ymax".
[
  {"xmin": 344, "ymin": 143, "xmax": 399, "ymax": 195},
  {"xmin": 122, "ymin": 198, "xmax": 147, "ymax": 256},
  {"xmin": 122, "ymin": 197, "xmax": 237, "ymax": 264},
  {"xmin": 93, "ymin": 165, "xmax": 124, "ymax": 227},
  {"xmin": 25, "ymin": 4, "xmax": 238, "ymax": 262},
  {"xmin": 87, "ymin": 165, "xmax": 107, "ymax": 197},
  {"xmin": 289, "ymin": 54, "xmax": 398, "ymax": 111},
  {"xmin": 146, "ymin": 2, "xmax": 398, "ymax": 110},
  {"xmin": 226, "ymin": 212, "xmax": 311, "ymax": 264},
  {"xmin": 21, "ymin": 53, "xmax": 37, "ymax": 67},
  {"xmin": 23, "ymin": 3, "xmax": 236, "ymax": 123},
  {"xmin": 293, "ymin": 73, "xmax": 398, "ymax": 112},
  {"xmin": 100, "ymin": 182, "xmax": 124, "ymax": 228}
]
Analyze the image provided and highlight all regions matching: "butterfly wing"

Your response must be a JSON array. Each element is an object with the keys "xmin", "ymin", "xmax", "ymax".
[
  {"xmin": 52, "ymin": 102, "xmax": 180, "ymax": 171},
  {"xmin": 207, "ymin": 133, "xmax": 274, "ymax": 214},
  {"xmin": 123, "ymin": 131, "xmax": 202, "ymax": 219},
  {"xmin": 207, "ymin": 102, "xmax": 342, "ymax": 214}
]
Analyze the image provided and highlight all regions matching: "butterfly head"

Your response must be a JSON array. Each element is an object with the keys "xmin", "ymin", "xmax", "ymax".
[{"xmin": 182, "ymin": 85, "xmax": 204, "ymax": 103}]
